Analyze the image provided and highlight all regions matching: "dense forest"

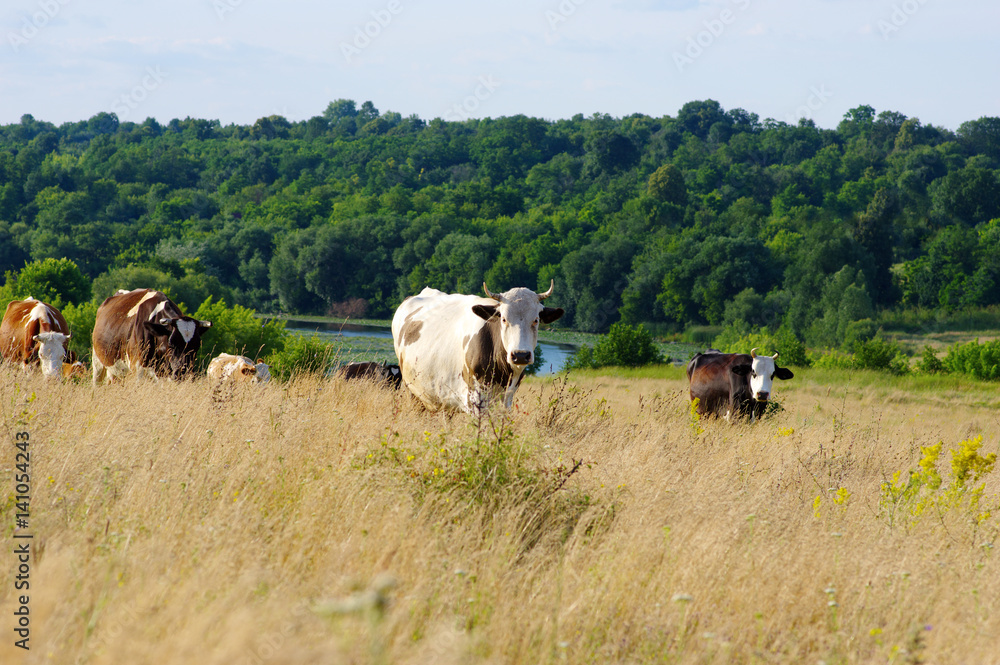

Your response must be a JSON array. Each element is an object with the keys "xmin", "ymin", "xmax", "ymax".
[{"xmin": 2, "ymin": 100, "xmax": 999, "ymax": 350}]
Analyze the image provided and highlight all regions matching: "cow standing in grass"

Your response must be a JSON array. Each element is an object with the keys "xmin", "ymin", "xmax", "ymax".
[
  {"xmin": 391, "ymin": 281, "xmax": 564, "ymax": 413},
  {"xmin": 0, "ymin": 298, "xmax": 73, "ymax": 379},
  {"xmin": 91, "ymin": 288, "xmax": 212, "ymax": 384},
  {"xmin": 335, "ymin": 361, "xmax": 402, "ymax": 389},
  {"xmin": 687, "ymin": 348, "xmax": 794, "ymax": 421}
]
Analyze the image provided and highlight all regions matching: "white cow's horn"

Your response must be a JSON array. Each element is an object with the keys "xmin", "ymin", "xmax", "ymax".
[
  {"xmin": 538, "ymin": 279, "xmax": 555, "ymax": 301},
  {"xmin": 772, "ymin": 351, "xmax": 779, "ymax": 360},
  {"xmin": 483, "ymin": 283, "xmax": 503, "ymax": 302},
  {"xmin": 750, "ymin": 347, "xmax": 758, "ymax": 358}
]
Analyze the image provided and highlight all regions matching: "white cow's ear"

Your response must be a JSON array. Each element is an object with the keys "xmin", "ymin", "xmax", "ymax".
[
  {"xmin": 472, "ymin": 304, "xmax": 498, "ymax": 321},
  {"xmin": 540, "ymin": 307, "xmax": 564, "ymax": 324}
]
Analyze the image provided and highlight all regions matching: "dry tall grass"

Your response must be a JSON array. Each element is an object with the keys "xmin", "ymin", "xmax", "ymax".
[{"xmin": 2, "ymin": 367, "xmax": 1000, "ymax": 664}]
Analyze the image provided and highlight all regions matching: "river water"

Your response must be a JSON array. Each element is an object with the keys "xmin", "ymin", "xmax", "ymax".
[{"xmin": 283, "ymin": 320, "xmax": 577, "ymax": 375}]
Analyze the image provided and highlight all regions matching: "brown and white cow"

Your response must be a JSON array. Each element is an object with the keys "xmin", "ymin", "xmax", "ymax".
[
  {"xmin": 391, "ymin": 281, "xmax": 564, "ymax": 413},
  {"xmin": 687, "ymin": 348, "xmax": 793, "ymax": 421},
  {"xmin": 0, "ymin": 298, "xmax": 73, "ymax": 379},
  {"xmin": 91, "ymin": 288, "xmax": 212, "ymax": 384},
  {"xmin": 207, "ymin": 353, "xmax": 271, "ymax": 384},
  {"xmin": 62, "ymin": 361, "xmax": 88, "ymax": 380}
]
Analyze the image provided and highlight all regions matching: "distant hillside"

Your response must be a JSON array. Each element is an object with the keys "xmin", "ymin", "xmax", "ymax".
[{"xmin": 2, "ymin": 100, "xmax": 999, "ymax": 351}]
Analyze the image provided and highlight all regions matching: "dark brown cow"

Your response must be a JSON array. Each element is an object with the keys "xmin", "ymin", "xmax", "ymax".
[
  {"xmin": 0, "ymin": 298, "xmax": 72, "ymax": 379},
  {"xmin": 91, "ymin": 288, "xmax": 212, "ymax": 384},
  {"xmin": 687, "ymin": 348, "xmax": 793, "ymax": 421},
  {"xmin": 335, "ymin": 361, "xmax": 402, "ymax": 389}
]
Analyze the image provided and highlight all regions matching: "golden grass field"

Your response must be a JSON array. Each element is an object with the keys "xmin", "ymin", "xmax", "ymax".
[{"xmin": 2, "ymin": 365, "xmax": 1000, "ymax": 664}]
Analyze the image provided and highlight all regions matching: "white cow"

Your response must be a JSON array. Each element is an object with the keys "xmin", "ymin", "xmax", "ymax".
[{"xmin": 391, "ymin": 281, "xmax": 563, "ymax": 413}]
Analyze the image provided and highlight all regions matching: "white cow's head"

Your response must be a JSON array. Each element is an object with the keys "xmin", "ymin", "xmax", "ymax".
[
  {"xmin": 732, "ymin": 348, "xmax": 794, "ymax": 402},
  {"xmin": 473, "ymin": 281, "xmax": 564, "ymax": 367},
  {"xmin": 32, "ymin": 332, "xmax": 71, "ymax": 379}
]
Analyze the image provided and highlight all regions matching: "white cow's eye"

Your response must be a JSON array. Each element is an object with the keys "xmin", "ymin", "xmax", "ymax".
[{"xmin": 751, "ymin": 371, "xmax": 757, "ymax": 378}]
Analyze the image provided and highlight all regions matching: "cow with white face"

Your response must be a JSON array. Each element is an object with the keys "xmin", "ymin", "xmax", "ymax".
[
  {"xmin": 392, "ymin": 281, "xmax": 564, "ymax": 413},
  {"xmin": 91, "ymin": 288, "xmax": 212, "ymax": 384},
  {"xmin": 0, "ymin": 298, "xmax": 73, "ymax": 380},
  {"xmin": 739, "ymin": 348, "xmax": 788, "ymax": 404},
  {"xmin": 687, "ymin": 347, "xmax": 794, "ymax": 421}
]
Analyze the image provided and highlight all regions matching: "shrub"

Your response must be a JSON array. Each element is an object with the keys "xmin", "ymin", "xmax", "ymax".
[
  {"xmin": 712, "ymin": 324, "xmax": 809, "ymax": 367},
  {"xmin": 880, "ymin": 435, "xmax": 997, "ymax": 530},
  {"xmin": 565, "ymin": 345, "xmax": 595, "ymax": 370},
  {"xmin": 808, "ymin": 349, "xmax": 854, "ymax": 370},
  {"xmin": 61, "ymin": 301, "xmax": 99, "ymax": 363},
  {"xmin": 266, "ymin": 333, "xmax": 334, "ymax": 380},
  {"xmin": 853, "ymin": 335, "xmax": 910, "ymax": 375},
  {"xmin": 0, "ymin": 258, "xmax": 90, "ymax": 311},
  {"xmin": 567, "ymin": 323, "xmax": 663, "ymax": 369},
  {"xmin": 843, "ymin": 318, "xmax": 878, "ymax": 348},
  {"xmin": 915, "ymin": 346, "xmax": 948, "ymax": 374},
  {"xmin": 942, "ymin": 338, "xmax": 1000, "ymax": 380}
]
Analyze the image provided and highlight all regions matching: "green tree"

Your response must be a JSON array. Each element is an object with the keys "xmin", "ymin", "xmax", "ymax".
[
  {"xmin": 0, "ymin": 258, "xmax": 90, "ymax": 310},
  {"xmin": 647, "ymin": 164, "xmax": 688, "ymax": 206}
]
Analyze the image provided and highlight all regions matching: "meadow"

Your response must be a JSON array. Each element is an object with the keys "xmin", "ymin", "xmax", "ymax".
[{"xmin": 2, "ymin": 364, "xmax": 999, "ymax": 664}]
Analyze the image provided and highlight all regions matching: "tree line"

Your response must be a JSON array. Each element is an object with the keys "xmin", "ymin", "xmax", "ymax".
[{"xmin": 2, "ymin": 100, "xmax": 1000, "ymax": 353}]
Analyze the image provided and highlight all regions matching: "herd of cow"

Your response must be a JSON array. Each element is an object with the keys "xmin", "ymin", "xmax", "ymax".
[{"xmin": 0, "ymin": 282, "xmax": 794, "ymax": 421}]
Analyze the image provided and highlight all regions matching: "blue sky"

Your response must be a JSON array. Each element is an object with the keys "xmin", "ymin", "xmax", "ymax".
[{"xmin": 0, "ymin": 0, "xmax": 996, "ymax": 130}]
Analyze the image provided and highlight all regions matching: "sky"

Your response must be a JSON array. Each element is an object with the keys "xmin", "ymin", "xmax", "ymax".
[{"xmin": 0, "ymin": 0, "xmax": 996, "ymax": 131}]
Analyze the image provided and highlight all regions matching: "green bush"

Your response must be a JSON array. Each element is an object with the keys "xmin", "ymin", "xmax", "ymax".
[
  {"xmin": 843, "ymin": 318, "xmax": 878, "ymax": 348},
  {"xmin": 265, "ymin": 333, "xmax": 335, "ymax": 380},
  {"xmin": 91, "ymin": 263, "xmax": 234, "ymax": 313},
  {"xmin": 566, "ymin": 322, "xmax": 663, "ymax": 369},
  {"xmin": 712, "ymin": 324, "xmax": 809, "ymax": 367},
  {"xmin": 809, "ymin": 349, "xmax": 855, "ymax": 370},
  {"xmin": 681, "ymin": 326, "xmax": 723, "ymax": 345},
  {"xmin": 942, "ymin": 339, "xmax": 1000, "ymax": 380},
  {"xmin": 61, "ymin": 301, "xmax": 99, "ymax": 363},
  {"xmin": 853, "ymin": 335, "xmax": 910, "ymax": 375},
  {"xmin": 565, "ymin": 345, "xmax": 595, "ymax": 370},
  {"xmin": 915, "ymin": 346, "xmax": 948, "ymax": 374},
  {"xmin": 193, "ymin": 297, "xmax": 286, "ymax": 368},
  {"xmin": 0, "ymin": 258, "xmax": 91, "ymax": 311}
]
